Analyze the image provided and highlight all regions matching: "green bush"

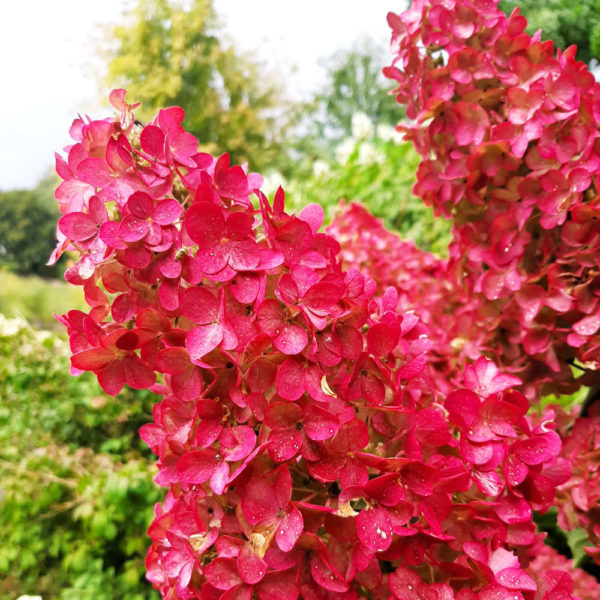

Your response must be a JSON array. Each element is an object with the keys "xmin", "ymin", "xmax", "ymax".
[
  {"xmin": 281, "ymin": 129, "xmax": 452, "ymax": 256},
  {"xmin": 0, "ymin": 317, "xmax": 160, "ymax": 599}
]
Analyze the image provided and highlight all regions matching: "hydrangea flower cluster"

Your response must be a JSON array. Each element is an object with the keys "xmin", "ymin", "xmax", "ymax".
[
  {"xmin": 527, "ymin": 543, "xmax": 600, "ymax": 598},
  {"xmin": 51, "ymin": 87, "xmax": 585, "ymax": 598},
  {"xmin": 553, "ymin": 403, "xmax": 600, "ymax": 565},
  {"xmin": 385, "ymin": 0, "xmax": 600, "ymax": 398},
  {"xmin": 327, "ymin": 202, "xmax": 475, "ymax": 396}
]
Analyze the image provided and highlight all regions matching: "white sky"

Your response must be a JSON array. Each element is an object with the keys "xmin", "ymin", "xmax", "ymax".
[{"xmin": 0, "ymin": 0, "xmax": 402, "ymax": 190}]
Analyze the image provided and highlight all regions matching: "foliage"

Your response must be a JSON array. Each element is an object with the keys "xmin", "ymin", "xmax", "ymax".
[
  {"xmin": 103, "ymin": 0, "xmax": 286, "ymax": 172},
  {"xmin": 498, "ymin": 0, "xmax": 600, "ymax": 65},
  {"xmin": 284, "ymin": 126, "xmax": 452, "ymax": 256},
  {"xmin": 0, "ymin": 174, "xmax": 63, "ymax": 278},
  {"xmin": 0, "ymin": 317, "xmax": 160, "ymax": 599},
  {"xmin": 313, "ymin": 39, "xmax": 404, "ymax": 144},
  {"xmin": 285, "ymin": 39, "xmax": 406, "ymax": 174}
]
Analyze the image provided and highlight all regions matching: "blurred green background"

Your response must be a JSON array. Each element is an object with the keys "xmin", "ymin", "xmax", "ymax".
[{"xmin": 0, "ymin": 0, "xmax": 594, "ymax": 598}]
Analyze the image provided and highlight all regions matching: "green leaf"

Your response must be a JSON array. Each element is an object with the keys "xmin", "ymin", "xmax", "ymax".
[{"xmin": 566, "ymin": 527, "xmax": 591, "ymax": 567}]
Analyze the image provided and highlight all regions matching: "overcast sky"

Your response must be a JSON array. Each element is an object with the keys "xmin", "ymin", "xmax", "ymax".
[{"xmin": 0, "ymin": 0, "xmax": 401, "ymax": 190}]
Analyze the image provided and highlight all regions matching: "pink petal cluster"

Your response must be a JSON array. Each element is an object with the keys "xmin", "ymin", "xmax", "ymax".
[
  {"xmin": 527, "ymin": 543, "xmax": 600, "ymax": 600},
  {"xmin": 385, "ymin": 0, "xmax": 600, "ymax": 399},
  {"xmin": 553, "ymin": 405, "xmax": 600, "ymax": 565},
  {"xmin": 327, "ymin": 203, "xmax": 473, "ymax": 394},
  {"xmin": 52, "ymin": 89, "xmax": 590, "ymax": 598}
]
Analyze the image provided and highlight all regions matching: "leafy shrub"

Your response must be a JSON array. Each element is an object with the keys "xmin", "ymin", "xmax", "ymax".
[
  {"xmin": 284, "ymin": 126, "xmax": 452, "ymax": 256},
  {"xmin": 0, "ymin": 317, "xmax": 160, "ymax": 599}
]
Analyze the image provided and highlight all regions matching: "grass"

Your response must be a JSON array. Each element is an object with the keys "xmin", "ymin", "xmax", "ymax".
[{"xmin": 0, "ymin": 270, "xmax": 85, "ymax": 330}]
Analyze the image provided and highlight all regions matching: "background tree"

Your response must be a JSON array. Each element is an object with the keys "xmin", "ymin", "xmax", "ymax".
[
  {"xmin": 0, "ymin": 174, "xmax": 62, "ymax": 278},
  {"xmin": 313, "ymin": 38, "xmax": 405, "ymax": 141},
  {"xmin": 284, "ymin": 38, "xmax": 406, "ymax": 175},
  {"xmin": 499, "ymin": 0, "xmax": 600, "ymax": 65},
  {"xmin": 103, "ymin": 0, "xmax": 288, "ymax": 171}
]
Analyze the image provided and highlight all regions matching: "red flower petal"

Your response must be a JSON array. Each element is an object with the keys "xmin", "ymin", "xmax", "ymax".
[
  {"xmin": 303, "ymin": 281, "xmax": 344, "ymax": 315},
  {"xmin": 177, "ymin": 449, "xmax": 220, "ymax": 484},
  {"xmin": 256, "ymin": 299, "xmax": 285, "ymax": 337},
  {"xmin": 204, "ymin": 558, "xmax": 242, "ymax": 590},
  {"xmin": 185, "ymin": 201, "xmax": 225, "ymax": 249},
  {"xmin": 367, "ymin": 322, "xmax": 399, "ymax": 357},
  {"xmin": 495, "ymin": 567, "xmax": 537, "ymax": 591},
  {"xmin": 276, "ymin": 505, "xmax": 303, "ymax": 552},
  {"xmin": 140, "ymin": 125, "xmax": 165, "ymax": 158},
  {"xmin": 573, "ymin": 314, "xmax": 600, "ymax": 337},
  {"xmin": 303, "ymin": 405, "xmax": 339, "ymax": 441},
  {"xmin": 59, "ymin": 212, "xmax": 98, "ymax": 241},
  {"xmin": 310, "ymin": 555, "xmax": 349, "ymax": 593},
  {"xmin": 71, "ymin": 348, "xmax": 114, "ymax": 371},
  {"xmin": 186, "ymin": 323, "xmax": 223, "ymax": 360},
  {"xmin": 153, "ymin": 199, "xmax": 183, "ymax": 225},
  {"xmin": 241, "ymin": 477, "xmax": 278, "ymax": 526},
  {"xmin": 127, "ymin": 191, "xmax": 154, "ymax": 218},
  {"xmin": 97, "ymin": 360, "xmax": 126, "ymax": 396},
  {"xmin": 119, "ymin": 215, "xmax": 150, "ymax": 242},
  {"xmin": 237, "ymin": 544, "xmax": 267, "ymax": 585},
  {"xmin": 297, "ymin": 203, "xmax": 324, "ymax": 234},
  {"xmin": 513, "ymin": 431, "xmax": 561, "ymax": 465},
  {"xmin": 76, "ymin": 157, "xmax": 113, "ymax": 187},
  {"xmin": 255, "ymin": 572, "xmax": 299, "ymax": 600},
  {"xmin": 180, "ymin": 287, "xmax": 218, "ymax": 324},
  {"xmin": 229, "ymin": 240, "xmax": 260, "ymax": 271},
  {"xmin": 357, "ymin": 505, "xmax": 393, "ymax": 552},
  {"xmin": 274, "ymin": 324, "xmax": 308, "ymax": 355},
  {"xmin": 220, "ymin": 426, "xmax": 256, "ymax": 462},
  {"xmin": 123, "ymin": 354, "xmax": 156, "ymax": 389},
  {"xmin": 275, "ymin": 358, "xmax": 305, "ymax": 401}
]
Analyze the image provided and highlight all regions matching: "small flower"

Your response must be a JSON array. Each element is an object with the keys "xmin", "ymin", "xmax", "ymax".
[
  {"xmin": 335, "ymin": 138, "xmax": 356, "ymax": 164},
  {"xmin": 351, "ymin": 112, "xmax": 374, "ymax": 139}
]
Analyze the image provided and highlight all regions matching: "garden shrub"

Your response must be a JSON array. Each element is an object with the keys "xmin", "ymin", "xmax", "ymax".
[{"xmin": 0, "ymin": 317, "xmax": 160, "ymax": 599}]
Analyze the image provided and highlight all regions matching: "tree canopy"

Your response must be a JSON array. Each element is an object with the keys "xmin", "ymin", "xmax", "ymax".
[
  {"xmin": 499, "ymin": 0, "xmax": 600, "ymax": 65},
  {"xmin": 104, "ymin": 0, "xmax": 286, "ymax": 171},
  {"xmin": 0, "ymin": 175, "xmax": 62, "ymax": 278},
  {"xmin": 313, "ymin": 39, "xmax": 404, "ymax": 141}
]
